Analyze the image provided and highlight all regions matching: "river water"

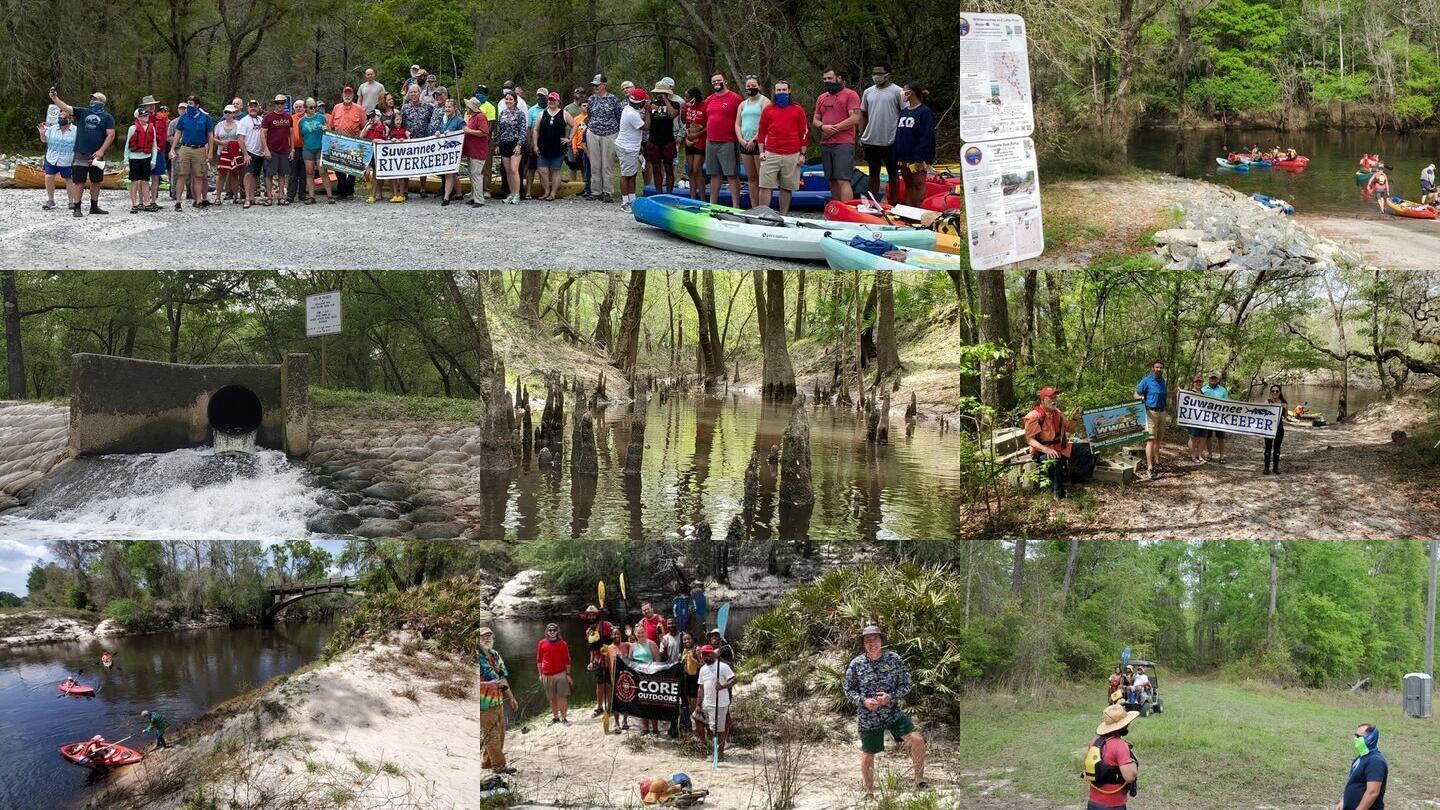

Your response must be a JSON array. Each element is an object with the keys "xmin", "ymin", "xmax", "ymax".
[
  {"xmin": 1128, "ymin": 127, "xmax": 1440, "ymax": 215},
  {"xmin": 0, "ymin": 623, "xmax": 332, "ymax": 809}
]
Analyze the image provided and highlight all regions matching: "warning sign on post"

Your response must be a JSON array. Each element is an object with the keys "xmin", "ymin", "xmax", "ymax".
[
  {"xmin": 959, "ymin": 137, "xmax": 1044, "ymax": 271},
  {"xmin": 959, "ymin": 13, "xmax": 1034, "ymax": 142},
  {"xmin": 306, "ymin": 292, "xmax": 342, "ymax": 337}
]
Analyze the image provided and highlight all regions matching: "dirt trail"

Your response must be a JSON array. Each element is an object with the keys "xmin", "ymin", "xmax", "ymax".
[{"xmin": 1066, "ymin": 397, "xmax": 1438, "ymax": 540}]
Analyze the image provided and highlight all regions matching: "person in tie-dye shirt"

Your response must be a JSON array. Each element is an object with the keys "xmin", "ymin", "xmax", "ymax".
[{"xmin": 477, "ymin": 627, "xmax": 519, "ymax": 774}]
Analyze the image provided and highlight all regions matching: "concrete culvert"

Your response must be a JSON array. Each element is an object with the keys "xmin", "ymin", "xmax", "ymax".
[{"xmin": 207, "ymin": 385, "xmax": 264, "ymax": 435}]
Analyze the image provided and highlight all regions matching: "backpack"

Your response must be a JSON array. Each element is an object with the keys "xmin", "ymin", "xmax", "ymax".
[{"xmin": 1083, "ymin": 736, "xmax": 1137, "ymax": 796}]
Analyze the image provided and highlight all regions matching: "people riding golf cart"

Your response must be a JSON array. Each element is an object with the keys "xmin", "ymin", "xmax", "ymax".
[{"xmin": 1118, "ymin": 660, "xmax": 1164, "ymax": 717}]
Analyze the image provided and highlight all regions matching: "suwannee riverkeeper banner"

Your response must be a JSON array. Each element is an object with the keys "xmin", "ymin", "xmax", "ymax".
[
  {"xmin": 1176, "ymin": 389, "xmax": 1283, "ymax": 438},
  {"xmin": 373, "ymin": 133, "xmax": 464, "ymax": 179}
]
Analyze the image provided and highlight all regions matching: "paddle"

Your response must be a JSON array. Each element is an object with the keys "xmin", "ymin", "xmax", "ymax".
[
  {"xmin": 57, "ymin": 669, "xmax": 85, "ymax": 698},
  {"xmin": 599, "ymin": 579, "xmax": 611, "ymax": 734},
  {"xmin": 88, "ymin": 734, "xmax": 135, "ymax": 764},
  {"xmin": 673, "ymin": 595, "xmax": 690, "ymax": 637},
  {"xmin": 690, "ymin": 589, "xmax": 708, "ymax": 630},
  {"xmin": 715, "ymin": 602, "xmax": 731, "ymax": 641},
  {"xmin": 712, "ymin": 600, "xmax": 734, "ymax": 768},
  {"xmin": 868, "ymin": 192, "xmax": 898, "ymax": 227}
]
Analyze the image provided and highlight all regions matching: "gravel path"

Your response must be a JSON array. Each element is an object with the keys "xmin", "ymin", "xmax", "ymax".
[{"xmin": 0, "ymin": 188, "xmax": 811, "ymax": 270}]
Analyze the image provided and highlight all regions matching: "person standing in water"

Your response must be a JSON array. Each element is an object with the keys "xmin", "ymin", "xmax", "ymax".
[{"xmin": 1365, "ymin": 166, "xmax": 1390, "ymax": 212}]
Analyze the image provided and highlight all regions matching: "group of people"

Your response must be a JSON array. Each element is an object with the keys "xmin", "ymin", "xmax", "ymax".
[
  {"xmin": 476, "ymin": 609, "xmax": 927, "ymax": 795},
  {"xmin": 1104, "ymin": 665, "xmax": 1151, "ymax": 706},
  {"xmin": 1359, "ymin": 154, "xmax": 1439, "ymax": 210},
  {"xmin": 60, "ymin": 653, "xmax": 170, "ymax": 767},
  {"xmin": 36, "ymin": 63, "xmax": 939, "ymax": 218}
]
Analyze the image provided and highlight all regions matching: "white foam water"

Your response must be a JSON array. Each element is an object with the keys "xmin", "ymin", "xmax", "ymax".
[{"xmin": 0, "ymin": 447, "xmax": 320, "ymax": 543}]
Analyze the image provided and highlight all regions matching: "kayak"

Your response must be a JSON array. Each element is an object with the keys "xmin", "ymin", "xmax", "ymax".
[
  {"xmin": 1272, "ymin": 156, "xmax": 1310, "ymax": 170},
  {"xmin": 921, "ymin": 190, "xmax": 963, "ymax": 212},
  {"xmin": 14, "ymin": 162, "xmax": 124, "ymax": 190},
  {"xmin": 1252, "ymin": 193, "xmax": 1294, "ymax": 215},
  {"xmin": 1355, "ymin": 169, "xmax": 1376, "ymax": 185},
  {"xmin": 59, "ymin": 740, "xmax": 145, "ymax": 768},
  {"xmin": 632, "ymin": 194, "xmax": 940, "ymax": 261},
  {"xmin": 642, "ymin": 182, "xmax": 831, "ymax": 210},
  {"xmin": 820, "ymin": 201, "xmax": 964, "ymax": 254},
  {"xmin": 820, "ymin": 235, "xmax": 962, "ymax": 271},
  {"xmin": 58, "ymin": 680, "xmax": 94, "ymax": 696},
  {"xmin": 1382, "ymin": 196, "xmax": 1438, "ymax": 219},
  {"xmin": 1216, "ymin": 157, "xmax": 1250, "ymax": 172}
]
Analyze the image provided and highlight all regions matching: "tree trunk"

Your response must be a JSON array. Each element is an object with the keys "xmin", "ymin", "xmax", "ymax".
[
  {"xmin": 1426, "ymin": 540, "xmax": 1438, "ymax": 678},
  {"xmin": 614, "ymin": 271, "xmax": 647, "ymax": 374},
  {"xmin": 873, "ymin": 270, "xmax": 901, "ymax": 387},
  {"xmin": 443, "ymin": 272, "xmax": 496, "ymax": 382},
  {"xmin": 976, "ymin": 268, "xmax": 1016, "ymax": 412},
  {"xmin": 2, "ymin": 271, "xmax": 23, "ymax": 398},
  {"xmin": 1019, "ymin": 268, "xmax": 1038, "ymax": 366},
  {"xmin": 1267, "ymin": 541, "xmax": 1279, "ymax": 643},
  {"xmin": 762, "ymin": 271, "xmax": 796, "ymax": 400},
  {"xmin": 1011, "ymin": 538, "xmax": 1026, "ymax": 598},
  {"xmin": 794, "ymin": 269, "xmax": 806, "ymax": 340},
  {"xmin": 519, "ymin": 271, "xmax": 544, "ymax": 322},
  {"xmin": 702, "ymin": 270, "xmax": 723, "ymax": 378},
  {"xmin": 1061, "ymin": 539, "xmax": 1080, "ymax": 605},
  {"xmin": 1045, "ymin": 269, "xmax": 1066, "ymax": 349},
  {"xmin": 594, "ymin": 270, "xmax": 617, "ymax": 348},
  {"xmin": 682, "ymin": 271, "xmax": 719, "ymax": 383}
]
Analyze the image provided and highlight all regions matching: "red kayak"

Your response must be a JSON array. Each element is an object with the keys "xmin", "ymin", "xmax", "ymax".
[
  {"xmin": 59, "ymin": 740, "xmax": 145, "ymax": 768},
  {"xmin": 1272, "ymin": 156, "xmax": 1310, "ymax": 170},
  {"xmin": 58, "ymin": 680, "xmax": 94, "ymax": 696},
  {"xmin": 824, "ymin": 199, "xmax": 903, "ymax": 226},
  {"xmin": 922, "ymin": 190, "xmax": 963, "ymax": 212}
]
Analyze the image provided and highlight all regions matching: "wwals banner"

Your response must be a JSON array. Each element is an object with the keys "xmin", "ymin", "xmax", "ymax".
[
  {"xmin": 1080, "ymin": 401, "xmax": 1148, "ymax": 448},
  {"xmin": 1176, "ymin": 389, "xmax": 1282, "ymax": 438},
  {"xmin": 373, "ymin": 133, "xmax": 464, "ymax": 179},
  {"xmin": 611, "ymin": 656, "xmax": 684, "ymax": 721},
  {"xmin": 320, "ymin": 131, "xmax": 374, "ymax": 177}
]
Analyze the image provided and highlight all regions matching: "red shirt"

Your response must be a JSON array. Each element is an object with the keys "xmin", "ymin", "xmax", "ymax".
[
  {"xmin": 642, "ymin": 614, "xmax": 665, "ymax": 644},
  {"xmin": 154, "ymin": 111, "xmax": 170, "ymax": 145},
  {"xmin": 702, "ymin": 90, "xmax": 742, "ymax": 143},
  {"xmin": 683, "ymin": 104, "xmax": 706, "ymax": 150},
  {"xmin": 814, "ymin": 87, "xmax": 861, "ymax": 145},
  {"xmin": 1088, "ymin": 736, "xmax": 1134, "ymax": 806},
  {"xmin": 463, "ymin": 112, "xmax": 490, "ymax": 159},
  {"xmin": 536, "ymin": 637, "xmax": 571, "ymax": 676},
  {"xmin": 261, "ymin": 110, "xmax": 292, "ymax": 154},
  {"xmin": 757, "ymin": 103, "xmax": 808, "ymax": 156}
]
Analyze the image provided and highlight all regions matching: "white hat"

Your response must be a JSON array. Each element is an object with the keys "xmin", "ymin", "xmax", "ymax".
[{"xmin": 223, "ymin": 104, "xmax": 236, "ymax": 113}]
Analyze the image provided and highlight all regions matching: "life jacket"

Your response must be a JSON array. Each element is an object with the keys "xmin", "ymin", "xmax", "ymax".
[
  {"xmin": 128, "ymin": 122, "xmax": 157, "ymax": 154},
  {"xmin": 1083, "ymin": 736, "xmax": 1138, "ymax": 795},
  {"xmin": 1028, "ymin": 406, "xmax": 1068, "ymax": 448}
]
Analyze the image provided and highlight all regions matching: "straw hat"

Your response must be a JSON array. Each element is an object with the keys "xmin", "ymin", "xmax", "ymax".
[
  {"xmin": 464, "ymin": 97, "xmax": 482, "ymax": 113},
  {"xmin": 1096, "ymin": 703, "xmax": 1139, "ymax": 735}
]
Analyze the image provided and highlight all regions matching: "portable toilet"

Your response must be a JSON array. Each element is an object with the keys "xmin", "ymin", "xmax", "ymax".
[{"xmin": 1403, "ymin": 673, "xmax": 1432, "ymax": 719}]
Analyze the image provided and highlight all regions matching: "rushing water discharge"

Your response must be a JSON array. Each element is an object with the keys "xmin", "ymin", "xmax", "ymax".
[{"xmin": 0, "ymin": 624, "xmax": 333, "ymax": 809}]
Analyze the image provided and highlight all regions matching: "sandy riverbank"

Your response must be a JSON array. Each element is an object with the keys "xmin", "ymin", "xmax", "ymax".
[{"xmin": 97, "ymin": 634, "xmax": 478, "ymax": 809}]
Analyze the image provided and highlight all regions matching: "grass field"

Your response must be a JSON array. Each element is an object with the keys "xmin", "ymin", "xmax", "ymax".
[{"xmin": 957, "ymin": 677, "xmax": 1440, "ymax": 808}]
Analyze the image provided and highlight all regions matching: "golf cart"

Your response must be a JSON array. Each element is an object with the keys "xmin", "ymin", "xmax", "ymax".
[{"xmin": 1119, "ymin": 659, "xmax": 1164, "ymax": 717}]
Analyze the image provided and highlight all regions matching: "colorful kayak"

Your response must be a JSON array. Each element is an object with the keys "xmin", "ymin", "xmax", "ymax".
[
  {"xmin": 1216, "ymin": 157, "xmax": 1250, "ymax": 172},
  {"xmin": 632, "ymin": 194, "xmax": 939, "ymax": 261},
  {"xmin": 58, "ymin": 680, "xmax": 94, "ymax": 696},
  {"xmin": 1272, "ymin": 156, "xmax": 1310, "ymax": 170},
  {"xmin": 1382, "ymin": 196, "xmax": 1438, "ymax": 219},
  {"xmin": 59, "ymin": 740, "xmax": 145, "ymax": 768},
  {"xmin": 643, "ymin": 182, "xmax": 831, "ymax": 210},
  {"xmin": 820, "ymin": 235, "xmax": 962, "ymax": 271},
  {"xmin": 1252, "ymin": 193, "xmax": 1294, "ymax": 215},
  {"xmin": 1355, "ymin": 169, "xmax": 1376, "ymax": 185}
]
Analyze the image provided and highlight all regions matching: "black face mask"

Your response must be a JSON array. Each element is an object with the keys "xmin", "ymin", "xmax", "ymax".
[
  {"xmin": 747, "ymin": 87, "xmax": 759, "ymax": 96},
  {"xmin": 825, "ymin": 82, "xmax": 842, "ymax": 94}
]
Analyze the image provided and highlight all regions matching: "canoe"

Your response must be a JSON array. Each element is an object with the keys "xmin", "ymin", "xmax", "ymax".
[
  {"xmin": 643, "ymin": 182, "xmax": 831, "ymax": 210},
  {"xmin": 820, "ymin": 234, "xmax": 962, "ymax": 271},
  {"xmin": 1252, "ymin": 194, "xmax": 1294, "ymax": 215},
  {"xmin": 1216, "ymin": 158, "xmax": 1249, "ymax": 172},
  {"xmin": 59, "ymin": 740, "xmax": 145, "ymax": 768},
  {"xmin": 14, "ymin": 162, "xmax": 124, "ymax": 190},
  {"xmin": 1355, "ymin": 169, "xmax": 1376, "ymax": 185},
  {"xmin": 632, "ymin": 194, "xmax": 939, "ymax": 260},
  {"xmin": 1272, "ymin": 156, "xmax": 1310, "ymax": 170},
  {"xmin": 1382, "ymin": 196, "xmax": 1438, "ymax": 219},
  {"xmin": 58, "ymin": 680, "xmax": 94, "ymax": 696}
]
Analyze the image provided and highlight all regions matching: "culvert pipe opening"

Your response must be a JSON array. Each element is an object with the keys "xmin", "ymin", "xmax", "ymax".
[{"xmin": 207, "ymin": 385, "xmax": 263, "ymax": 435}]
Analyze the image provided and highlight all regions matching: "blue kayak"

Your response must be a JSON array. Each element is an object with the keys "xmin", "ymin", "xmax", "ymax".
[
  {"xmin": 1251, "ymin": 193, "xmax": 1294, "ymax": 215},
  {"xmin": 1216, "ymin": 157, "xmax": 1250, "ymax": 172}
]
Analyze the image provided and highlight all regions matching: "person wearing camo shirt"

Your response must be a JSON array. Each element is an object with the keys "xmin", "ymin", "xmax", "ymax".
[
  {"xmin": 585, "ymin": 73, "xmax": 624, "ymax": 202},
  {"xmin": 842, "ymin": 624, "xmax": 927, "ymax": 794}
]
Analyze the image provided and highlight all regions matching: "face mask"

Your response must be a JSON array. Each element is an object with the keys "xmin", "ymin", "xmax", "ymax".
[
  {"xmin": 872, "ymin": 74, "xmax": 887, "ymax": 85},
  {"xmin": 1354, "ymin": 736, "xmax": 1369, "ymax": 757},
  {"xmin": 747, "ymin": 87, "xmax": 759, "ymax": 96},
  {"xmin": 775, "ymin": 93, "xmax": 790, "ymax": 107},
  {"xmin": 58, "ymin": 118, "xmax": 70, "ymax": 127},
  {"xmin": 475, "ymin": 93, "xmax": 487, "ymax": 104},
  {"xmin": 712, "ymin": 84, "xmax": 723, "ymax": 91},
  {"xmin": 90, "ymin": 101, "xmax": 104, "ymax": 111},
  {"xmin": 825, "ymin": 82, "xmax": 842, "ymax": 94}
]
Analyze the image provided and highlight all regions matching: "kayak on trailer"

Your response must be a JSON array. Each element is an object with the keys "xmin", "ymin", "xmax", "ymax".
[
  {"xmin": 1252, "ymin": 193, "xmax": 1294, "ymax": 215},
  {"xmin": 1272, "ymin": 155, "xmax": 1310, "ymax": 170},
  {"xmin": 58, "ymin": 679, "xmax": 94, "ymax": 696},
  {"xmin": 1382, "ymin": 196, "xmax": 1438, "ymax": 219},
  {"xmin": 59, "ymin": 740, "xmax": 145, "ymax": 768},
  {"xmin": 819, "ymin": 234, "xmax": 962, "ymax": 271},
  {"xmin": 631, "ymin": 194, "xmax": 940, "ymax": 261},
  {"xmin": 1216, "ymin": 157, "xmax": 1250, "ymax": 171}
]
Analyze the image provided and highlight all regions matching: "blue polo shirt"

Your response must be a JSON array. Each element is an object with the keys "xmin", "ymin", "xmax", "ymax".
[
  {"xmin": 1201, "ymin": 383, "xmax": 1228, "ymax": 400},
  {"xmin": 175, "ymin": 109, "xmax": 213, "ymax": 147},
  {"xmin": 1136, "ymin": 372, "xmax": 1168, "ymax": 411},
  {"xmin": 1343, "ymin": 750, "xmax": 1386, "ymax": 810}
]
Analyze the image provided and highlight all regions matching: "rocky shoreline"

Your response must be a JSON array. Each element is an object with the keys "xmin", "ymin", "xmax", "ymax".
[{"xmin": 0, "ymin": 609, "xmax": 229, "ymax": 648}]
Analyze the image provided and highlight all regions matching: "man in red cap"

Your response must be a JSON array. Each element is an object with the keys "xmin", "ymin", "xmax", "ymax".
[
  {"xmin": 1024, "ymin": 386, "xmax": 1080, "ymax": 500},
  {"xmin": 330, "ymin": 85, "xmax": 366, "ymax": 198}
]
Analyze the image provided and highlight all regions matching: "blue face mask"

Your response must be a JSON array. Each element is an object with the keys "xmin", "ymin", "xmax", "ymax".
[
  {"xmin": 475, "ymin": 93, "xmax": 488, "ymax": 105},
  {"xmin": 90, "ymin": 102, "xmax": 104, "ymax": 112},
  {"xmin": 775, "ymin": 93, "xmax": 790, "ymax": 107}
]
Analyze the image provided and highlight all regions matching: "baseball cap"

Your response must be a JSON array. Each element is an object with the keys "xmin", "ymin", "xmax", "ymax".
[
  {"xmin": 1038, "ymin": 386, "xmax": 1059, "ymax": 398},
  {"xmin": 591, "ymin": 73, "xmax": 607, "ymax": 85},
  {"xmin": 629, "ymin": 87, "xmax": 649, "ymax": 102},
  {"xmin": 134, "ymin": 107, "xmax": 149, "ymax": 118},
  {"xmin": 547, "ymin": 91, "xmax": 560, "ymax": 100},
  {"xmin": 222, "ymin": 104, "xmax": 236, "ymax": 113},
  {"xmin": 273, "ymin": 94, "xmax": 287, "ymax": 102},
  {"xmin": 91, "ymin": 92, "xmax": 106, "ymax": 103},
  {"xmin": 860, "ymin": 624, "xmax": 883, "ymax": 638},
  {"xmin": 699, "ymin": 645, "xmax": 716, "ymax": 654},
  {"xmin": 247, "ymin": 99, "xmax": 259, "ymax": 105},
  {"xmin": 343, "ymin": 85, "xmax": 354, "ymax": 94},
  {"xmin": 475, "ymin": 84, "xmax": 488, "ymax": 95}
]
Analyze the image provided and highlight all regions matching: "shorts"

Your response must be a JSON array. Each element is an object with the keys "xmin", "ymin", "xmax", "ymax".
[
  {"xmin": 759, "ymin": 152, "xmax": 802, "ymax": 191},
  {"xmin": 618, "ymin": 148, "xmax": 645, "ymax": 177},
  {"xmin": 498, "ymin": 141, "xmax": 520, "ymax": 159},
  {"xmin": 739, "ymin": 140, "xmax": 760, "ymax": 156},
  {"xmin": 127, "ymin": 158, "xmax": 152, "ymax": 182},
  {"xmin": 1373, "ymin": 188, "xmax": 1387, "ymax": 201},
  {"xmin": 681, "ymin": 672, "xmax": 699, "ymax": 699},
  {"xmin": 698, "ymin": 704, "xmax": 729, "ymax": 731},
  {"xmin": 43, "ymin": 161, "xmax": 73, "ymax": 179},
  {"xmin": 1145, "ymin": 409, "xmax": 1166, "ymax": 440},
  {"xmin": 152, "ymin": 148, "xmax": 168, "ymax": 177},
  {"xmin": 247, "ymin": 153, "xmax": 266, "ymax": 177},
  {"xmin": 821, "ymin": 143, "xmax": 855, "ymax": 180},
  {"xmin": 303, "ymin": 147, "xmax": 321, "ymax": 163},
  {"xmin": 859, "ymin": 712, "xmax": 916, "ymax": 754},
  {"xmin": 265, "ymin": 153, "xmax": 292, "ymax": 177},
  {"xmin": 541, "ymin": 673, "xmax": 571, "ymax": 701},
  {"xmin": 643, "ymin": 140, "xmax": 677, "ymax": 164},
  {"xmin": 176, "ymin": 145, "xmax": 208, "ymax": 177},
  {"xmin": 72, "ymin": 161, "xmax": 103, "ymax": 184},
  {"xmin": 704, "ymin": 141, "xmax": 739, "ymax": 177},
  {"xmin": 1186, "ymin": 426, "xmax": 1212, "ymax": 439},
  {"xmin": 537, "ymin": 153, "xmax": 564, "ymax": 170}
]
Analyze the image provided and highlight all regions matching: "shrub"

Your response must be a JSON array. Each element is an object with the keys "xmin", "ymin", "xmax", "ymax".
[{"xmin": 324, "ymin": 574, "xmax": 490, "ymax": 658}]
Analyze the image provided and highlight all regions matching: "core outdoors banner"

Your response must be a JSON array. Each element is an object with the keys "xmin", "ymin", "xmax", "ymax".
[
  {"xmin": 1176, "ymin": 389, "xmax": 1283, "ymax": 438},
  {"xmin": 611, "ymin": 656, "xmax": 684, "ymax": 721},
  {"xmin": 320, "ymin": 131, "xmax": 374, "ymax": 177},
  {"xmin": 373, "ymin": 133, "xmax": 464, "ymax": 179},
  {"xmin": 1081, "ymin": 401, "xmax": 1148, "ymax": 448}
]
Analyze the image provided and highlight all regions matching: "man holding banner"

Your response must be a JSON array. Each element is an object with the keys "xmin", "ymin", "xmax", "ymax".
[
  {"xmin": 330, "ymin": 86, "xmax": 366, "ymax": 199},
  {"xmin": 1023, "ymin": 386, "xmax": 1079, "ymax": 500},
  {"xmin": 1200, "ymin": 373, "xmax": 1230, "ymax": 463}
]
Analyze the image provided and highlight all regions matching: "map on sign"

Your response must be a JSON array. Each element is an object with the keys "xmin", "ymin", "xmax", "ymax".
[
  {"xmin": 959, "ymin": 137, "xmax": 1045, "ymax": 270},
  {"xmin": 959, "ymin": 13, "xmax": 1034, "ymax": 142},
  {"xmin": 306, "ymin": 291, "xmax": 342, "ymax": 337}
]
